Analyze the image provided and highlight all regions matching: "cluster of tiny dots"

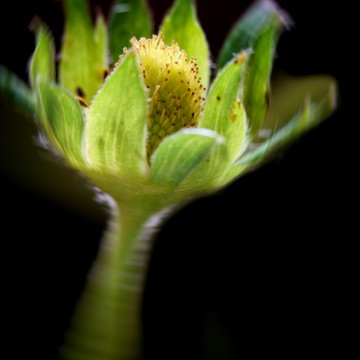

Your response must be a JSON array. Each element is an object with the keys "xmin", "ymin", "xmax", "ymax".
[{"xmin": 129, "ymin": 32, "xmax": 206, "ymax": 159}]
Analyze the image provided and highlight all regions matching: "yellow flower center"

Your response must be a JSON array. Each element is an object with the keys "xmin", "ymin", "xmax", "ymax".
[{"xmin": 130, "ymin": 33, "xmax": 206, "ymax": 159}]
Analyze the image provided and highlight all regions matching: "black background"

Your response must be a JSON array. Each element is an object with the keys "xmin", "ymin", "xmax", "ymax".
[{"xmin": 0, "ymin": 1, "xmax": 353, "ymax": 359}]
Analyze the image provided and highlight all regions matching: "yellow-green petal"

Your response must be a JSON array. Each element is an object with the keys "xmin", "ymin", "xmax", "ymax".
[
  {"xmin": 150, "ymin": 128, "xmax": 224, "ymax": 189},
  {"xmin": 161, "ymin": 0, "xmax": 210, "ymax": 89},
  {"xmin": 109, "ymin": 0, "xmax": 153, "ymax": 62},
  {"xmin": 38, "ymin": 82, "xmax": 85, "ymax": 167},
  {"xmin": 200, "ymin": 53, "xmax": 248, "ymax": 166},
  {"xmin": 59, "ymin": 0, "xmax": 108, "ymax": 102},
  {"xmin": 85, "ymin": 52, "xmax": 148, "ymax": 178}
]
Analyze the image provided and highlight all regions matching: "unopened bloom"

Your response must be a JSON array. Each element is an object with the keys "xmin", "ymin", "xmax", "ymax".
[
  {"xmin": 25, "ymin": 0, "xmax": 336, "ymax": 214},
  {"xmin": 0, "ymin": 0, "xmax": 337, "ymax": 359}
]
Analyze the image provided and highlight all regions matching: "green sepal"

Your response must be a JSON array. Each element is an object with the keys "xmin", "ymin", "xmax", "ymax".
[
  {"xmin": 242, "ymin": 17, "xmax": 282, "ymax": 138},
  {"xmin": 85, "ymin": 52, "xmax": 148, "ymax": 179},
  {"xmin": 93, "ymin": 15, "xmax": 108, "ymax": 83},
  {"xmin": 38, "ymin": 82, "xmax": 86, "ymax": 167},
  {"xmin": 150, "ymin": 128, "xmax": 225, "ymax": 189},
  {"xmin": 109, "ymin": 0, "xmax": 153, "ymax": 62},
  {"xmin": 224, "ymin": 80, "xmax": 337, "ymax": 183},
  {"xmin": 200, "ymin": 53, "xmax": 248, "ymax": 166},
  {"xmin": 217, "ymin": 0, "xmax": 289, "ymax": 69},
  {"xmin": 161, "ymin": 0, "xmax": 210, "ymax": 88},
  {"xmin": 0, "ymin": 65, "xmax": 35, "ymax": 119},
  {"xmin": 29, "ymin": 19, "xmax": 55, "ymax": 90},
  {"xmin": 217, "ymin": 0, "xmax": 289, "ymax": 139},
  {"xmin": 59, "ymin": 0, "xmax": 108, "ymax": 101}
]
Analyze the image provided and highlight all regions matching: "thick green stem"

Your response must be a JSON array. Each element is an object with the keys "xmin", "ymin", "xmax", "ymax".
[{"xmin": 60, "ymin": 201, "xmax": 167, "ymax": 360}]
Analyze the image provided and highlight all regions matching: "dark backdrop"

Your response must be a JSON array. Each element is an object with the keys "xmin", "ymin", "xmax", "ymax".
[{"xmin": 0, "ymin": 1, "xmax": 352, "ymax": 359}]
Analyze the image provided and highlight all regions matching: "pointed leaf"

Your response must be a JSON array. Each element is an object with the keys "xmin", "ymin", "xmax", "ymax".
[
  {"xmin": 109, "ymin": 0, "xmax": 153, "ymax": 62},
  {"xmin": 38, "ymin": 82, "xmax": 86, "ymax": 166},
  {"xmin": 94, "ymin": 15, "xmax": 108, "ymax": 79},
  {"xmin": 242, "ymin": 17, "xmax": 282, "ymax": 138},
  {"xmin": 217, "ymin": 0, "xmax": 290, "ymax": 69},
  {"xmin": 85, "ymin": 52, "xmax": 148, "ymax": 178},
  {"xmin": 161, "ymin": 0, "xmax": 210, "ymax": 88},
  {"xmin": 150, "ymin": 128, "xmax": 225, "ymax": 188},
  {"xmin": 0, "ymin": 65, "xmax": 35, "ymax": 118},
  {"xmin": 59, "ymin": 0, "xmax": 108, "ymax": 101},
  {"xmin": 224, "ymin": 80, "xmax": 337, "ymax": 183},
  {"xmin": 199, "ymin": 53, "xmax": 248, "ymax": 165},
  {"xmin": 29, "ymin": 20, "xmax": 55, "ymax": 90},
  {"xmin": 217, "ymin": 0, "xmax": 289, "ymax": 138}
]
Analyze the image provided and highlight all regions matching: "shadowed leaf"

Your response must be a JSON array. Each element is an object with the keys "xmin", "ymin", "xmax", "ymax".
[
  {"xmin": 29, "ymin": 20, "xmax": 55, "ymax": 89},
  {"xmin": 0, "ymin": 65, "xmax": 35, "ymax": 119},
  {"xmin": 38, "ymin": 82, "xmax": 85, "ymax": 167},
  {"xmin": 217, "ymin": 0, "xmax": 289, "ymax": 69},
  {"xmin": 59, "ymin": 0, "xmax": 108, "ymax": 101},
  {"xmin": 109, "ymin": 0, "xmax": 152, "ymax": 62}
]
